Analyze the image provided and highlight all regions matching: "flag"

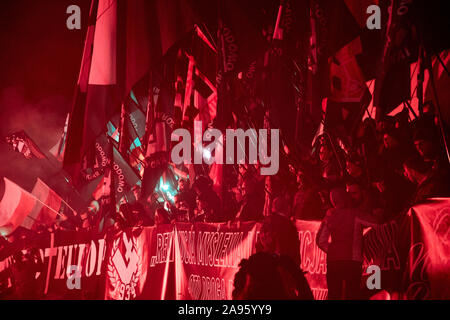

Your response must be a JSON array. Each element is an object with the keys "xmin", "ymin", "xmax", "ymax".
[
  {"xmin": 4, "ymin": 131, "xmax": 46, "ymax": 160},
  {"xmin": 308, "ymin": 0, "xmax": 361, "ymax": 127},
  {"xmin": 310, "ymin": 0, "xmax": 361, "ymax": 59},
  {"xmin": 218, "ymin": 0, "xmax": 272, "ymax": 78},
  {"xmin": 82, "ymin": 134, "xmax": 140, "ymax": 203},
  {"xmin": 142, "ymin": 114, "xmax": 170, "ymax": 200},
  {"xmin": 373, "ymin": 0, "xmax": 418, "ymax": 116},
  {"xmin": 63, "ymin": 0, "xmax": 100, "ymax": 181},
  {"xmin": 111, "ymin": 145, "xmax": 141, "ymax": 203},
  {"xmin": 21, "ymin": 179, "xmax": 72, "ymax": 230},
  {"xmin": 64, "ymin": 0, "xmax": 196, "ymax": 183},
  {"xmin": 114, "ymin": 96, "xmax": 149, "ymax": 166},
  {"xmin": 344, "ymin": 0, "xmax": 384, "ymax": 80},
  {"xmin": 0, "ymin": 177, "xmax": 38, "ymax": 236},
  {"xmin": 273, "ymin": 0, "xmax": 310, "ymax": 57},
  {"xmin": 189, "ymin": 26, "xmax": 218, "ymax": 131},
  {"xmin": 215, "ymin": 0, "xmax": 273, "ymax": 129},
  {"xmin": 91, "ymin": 135, "xmax": 140, "ymax": 201},
  {"xmin": 141, "ymin": 69, "xmax": 179, "ymax": 200},
  {"xmin": 325, "ymin": 38, "xmax": 372, "ymax": 136},
  {"xmin": 50, "ymin": 113, "xmax": 70, "ymax": 162},
  {"xmin": 92, "ymin": 169, "xmax": 112, "ymax": 202}
]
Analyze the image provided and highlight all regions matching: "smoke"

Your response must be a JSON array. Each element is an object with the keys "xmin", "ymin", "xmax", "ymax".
[{"xmin": 0, "ymin": 85, "xmax": 69, "ymax": 191}]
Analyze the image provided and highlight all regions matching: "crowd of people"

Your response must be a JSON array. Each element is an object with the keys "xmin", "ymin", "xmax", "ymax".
[{"xmin": 1, "ymin": 104, "xmax": 449, "ymax": 300}]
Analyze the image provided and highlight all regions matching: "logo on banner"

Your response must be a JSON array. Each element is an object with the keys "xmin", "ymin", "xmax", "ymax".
[{"xmin": 107, "ymin": 233, "xmax": 142, "ymax": 300}]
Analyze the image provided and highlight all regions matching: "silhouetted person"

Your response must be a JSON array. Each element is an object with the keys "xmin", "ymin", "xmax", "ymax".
[
  {"xmin": 293, "ymin": 171, "xmax": 323, "ymax": 221},
  {"xmin": 192, "ymin": 176, "xmax": 222, "ymax": 221},
  {"xmin": 316, "ymin": 188, "xmax": 379, "ymax": 300},
  {"xmin": 235, "ymin": 177, "xmax": 264, "ymax": 222},
  {"xmin": 232, "ymin": 252, "xmax": 290, "ymax": 300},
  {"xmin": 154, "ymin": 208, "xmax": 171, "ymax": 226},
  {"xmin": 403, "ymin": 155, "xmax": 450, "ymax": 205}
]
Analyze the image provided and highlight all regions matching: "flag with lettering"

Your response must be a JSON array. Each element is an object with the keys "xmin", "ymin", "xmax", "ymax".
[
  {"xmin": 404, "ymin": 198, "xmax": 450, "ymax": 300},
  {"xmin": 80, "ymin": 134, "xmax": 140, "ymax": 204},
  {"xmin": 64, "ymin": 0, "xmax": 196, "ymax": 184},
  {"xmin": 218, "ymin": 0, "xmax": 273, "ymax": 78}
]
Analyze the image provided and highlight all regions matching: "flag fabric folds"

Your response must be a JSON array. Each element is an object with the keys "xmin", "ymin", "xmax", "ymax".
[
  {"xmin": 4, "ymin": 131, "xmax": 47, "ymax": 160},
  {"xmin": 50, "ymin": 113, "xmax": 70, "ymax": 162},
  {"xmin": 325, "ymin": 38, "xmax": 372, "ymax": 136},
  {"xmin": 22, "ymin": 179, "xmax": 70, "ymax": 230},
  {"xmin": 373, "ymin": 0, "xmax": 418, "ymax": 116},
  {"xmin": 0, "ymin": 178, "xmax": 38, "ymax": 236},
  {"xmin": 64, "ymin": 0, "xmax": 196, "ymax": 183},
  {"xmin": 81, "ymin": 134, "xmax": 141, "ymax": 204},
  {"xmin": 308, "ymin": 0, "xmax": 362, "ymax": 140}
]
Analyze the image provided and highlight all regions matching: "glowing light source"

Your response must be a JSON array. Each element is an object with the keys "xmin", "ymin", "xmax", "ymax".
[{"xmin": 203, "ymin": 148, "xmax": 211, "ymax": 161}]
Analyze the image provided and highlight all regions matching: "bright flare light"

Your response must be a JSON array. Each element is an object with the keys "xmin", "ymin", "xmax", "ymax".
[{"xmin": 203, "ymin": 148, "xmax": 211, "ymax": 161}]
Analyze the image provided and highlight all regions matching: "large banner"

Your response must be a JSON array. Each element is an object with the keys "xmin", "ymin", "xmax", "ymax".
[
  {"xmin": 2, "ymin": 199, "xmax": 450, "ymax": 300},
  {"xmin": 404, "ymin": 198, "xmax": 450, "ymax": 299},
  {"xmin": 362, "ymin": 219, "xmax": 406, "ymax": 297},
  {"xmin": 105, "ymin": 222, "xmax": 260, "ymax": 300},
  {"xmin": 295, "ymin": 220, "xmax": 328, "ymax": 300},
  {"xmin": 0, "ymin": 230, "xmax": 107, "ymax": 299},
  {"xmin": 105, "ymin": 224, "xmax": 176, "ymax": 300},
  {"xmin": 104, "ymin": 220, "xmax": 329, "ymax": 300},
  {"xmin": 173, "ymin": 222, "xmax": 259, "ymax": 300}
]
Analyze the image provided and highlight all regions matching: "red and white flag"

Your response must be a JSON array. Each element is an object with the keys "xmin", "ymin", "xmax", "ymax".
[
  {"xmin": 21, "ymin": 179, "xmax": 66, "ymax": 230},
  {"xmin": 0, "ymin": 178, "xmax": 38, "ymax": 236},
  {"xmin": 64, "ymin": 0, "xmax": 197, "ymax": 184}
]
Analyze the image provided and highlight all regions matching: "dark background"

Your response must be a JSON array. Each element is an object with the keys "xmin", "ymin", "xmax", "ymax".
[{"xmin": 0, "ymin": 0, "xmax": 91, "ymax": 190}]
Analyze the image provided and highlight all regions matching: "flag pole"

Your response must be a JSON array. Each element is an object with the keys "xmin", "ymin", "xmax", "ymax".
[
  {"xmin": 417, "ymin": 45, "xmax": 425, "ymax": 117},
  {"xmin": 425, "ymin": 49, "xmax": 450, "ymax": 164},
  {"xmin": 143, "ymin": 72, "xmax": 154, "ymax": 156}
]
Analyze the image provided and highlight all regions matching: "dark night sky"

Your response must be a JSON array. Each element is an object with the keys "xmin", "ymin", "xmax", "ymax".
[
  {"xmin": 0, "ymin": 0, "xmax": 91, "ymax": 190},
  {"xmin": 0, "ymin": 0, "xmax": 90, "ymax": 101}
]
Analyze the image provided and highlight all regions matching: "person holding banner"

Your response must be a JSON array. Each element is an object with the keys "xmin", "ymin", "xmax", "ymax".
[{"xmin": 316, "ymin": 188, "xmax": 380, "ymax": 300}]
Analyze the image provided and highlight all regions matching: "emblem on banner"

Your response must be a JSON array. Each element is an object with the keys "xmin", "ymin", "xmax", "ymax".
[{"xmin": 107, "ymin": 233, "xmax": 142, "ymax": 300}]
